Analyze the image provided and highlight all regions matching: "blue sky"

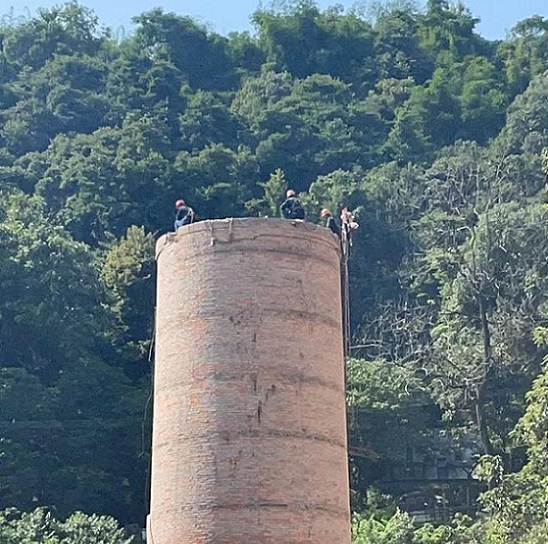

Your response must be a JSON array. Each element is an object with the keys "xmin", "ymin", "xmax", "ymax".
[{"xmin": 1, "ymin": 0, "xmax": 547, "ymax": 40}]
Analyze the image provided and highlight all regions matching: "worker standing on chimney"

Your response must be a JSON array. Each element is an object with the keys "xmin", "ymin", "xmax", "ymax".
[
  {"xmin": 174, "ymin": 199, "xmax": 195, "ymax": 230},
  {"xmin": 280, "ymin": 189, "xmax": 305, "ymax": 220}
]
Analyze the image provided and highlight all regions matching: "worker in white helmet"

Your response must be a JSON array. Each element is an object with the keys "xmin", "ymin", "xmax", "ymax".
[{"xmin": 280, "ymin": 189, "xmax": 305, "ymax": 220}]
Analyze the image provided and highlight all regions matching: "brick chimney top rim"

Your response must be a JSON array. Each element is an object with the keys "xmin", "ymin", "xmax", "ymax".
[{"xmin": 156, "ymin": 217, "xmax": 340, "ymax": 259}]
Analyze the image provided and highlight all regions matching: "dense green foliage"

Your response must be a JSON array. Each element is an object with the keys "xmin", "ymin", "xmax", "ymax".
[
  {"xmin": 0, "ymin": 508, "xmax": 135, "ymax": 543},
  {"xmin": 0, "ymin": 0, "xmax": 547, "ymax": 539}
]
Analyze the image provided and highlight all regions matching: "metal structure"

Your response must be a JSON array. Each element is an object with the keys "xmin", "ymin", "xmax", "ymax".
[{"xmin": 148, "ymin": 217, "xmax": 351, "ymax": 544}]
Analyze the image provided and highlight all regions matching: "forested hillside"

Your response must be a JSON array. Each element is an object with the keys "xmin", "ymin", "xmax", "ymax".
[{"xmin": 0, "ymin": 0, "xmax": 548, "ymax": 541}]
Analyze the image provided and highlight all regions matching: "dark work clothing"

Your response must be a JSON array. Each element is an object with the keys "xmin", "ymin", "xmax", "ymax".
[
  {"xmin": 325, "ymin": 216, "xmax": 341, "ymax": 236},
  {"xmin": 174, "ymin": 206, "xmax": 193, "ymax": 230},
  {"xmin": 280, "ymin": 197, "xmax": 305, "ymax": 220}
]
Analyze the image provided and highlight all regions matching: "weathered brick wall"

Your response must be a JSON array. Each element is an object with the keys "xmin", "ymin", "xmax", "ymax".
[{"xmin": 149, "ymin": 218, "xmax": 351, "ymax": 544}]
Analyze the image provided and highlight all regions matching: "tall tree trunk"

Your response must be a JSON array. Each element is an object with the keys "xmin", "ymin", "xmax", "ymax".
[
  {"xmin": 477, "ymin": 294, "xmax": 494, "ymax": 455},
  {"xmin": 474, "ymin": 381, "xmax": 493, "ymax": 455}
]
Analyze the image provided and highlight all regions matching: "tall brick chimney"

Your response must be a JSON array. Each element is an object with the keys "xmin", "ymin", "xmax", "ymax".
[{"xmin": 148, "ymin": 217, "xmax": 351, "ymax": 543}]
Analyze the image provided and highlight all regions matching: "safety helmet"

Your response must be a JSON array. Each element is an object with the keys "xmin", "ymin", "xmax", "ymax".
[
  {"xmin": 286, "ymin": 189, "xmax": 296, "ymax": 198},
  {"xmin": 320, "ymin": 208, "xmax": 331, "ymax": 218},
  {"xmin": 175, "ymin": 199, "xmax": 185, "ymax": 209}
]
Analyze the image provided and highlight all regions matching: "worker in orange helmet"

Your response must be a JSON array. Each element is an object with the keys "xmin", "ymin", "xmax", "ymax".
[
  {"xmin": 321, "ymin": 208, "xmax": 340, "ymax": 236},
  {"xmin": 174, "ymin": 199, "xmax": 195, "ymax": 230},
  {"xmin": 280, "ymin": 189, "xmax": 305, "ymax": 220}
]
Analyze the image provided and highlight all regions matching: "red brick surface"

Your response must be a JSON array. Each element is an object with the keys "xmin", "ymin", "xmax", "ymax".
[{"xmin": 149, "ymin": 218, "xmax": 351, "ymax": 543}]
